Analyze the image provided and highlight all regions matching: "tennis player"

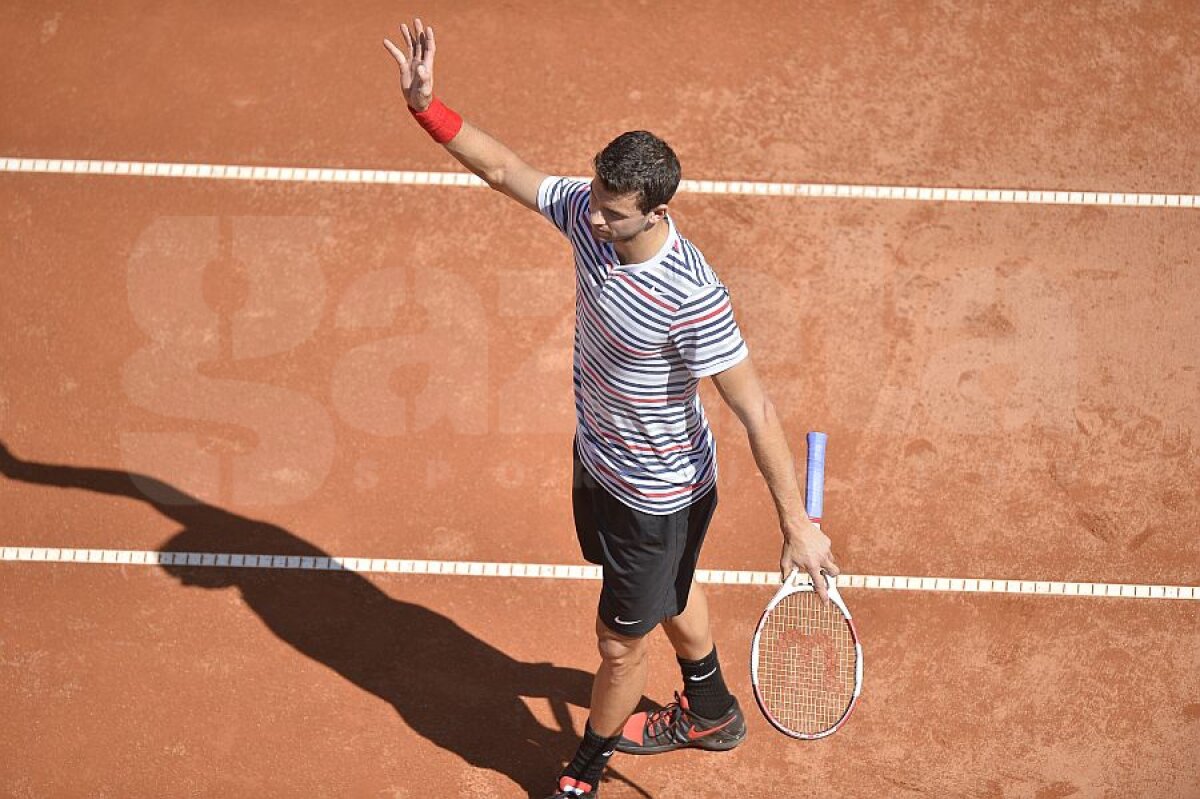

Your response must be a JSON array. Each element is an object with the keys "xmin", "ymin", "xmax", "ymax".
[{"xmin": 385, "ymin": 19, "xmax": 839, "ymax": 799}]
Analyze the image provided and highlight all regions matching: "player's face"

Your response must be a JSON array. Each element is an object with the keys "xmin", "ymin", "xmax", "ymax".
[{"xmin": 588, "ymin": 179, "xmax": 665, "ymax": 243}]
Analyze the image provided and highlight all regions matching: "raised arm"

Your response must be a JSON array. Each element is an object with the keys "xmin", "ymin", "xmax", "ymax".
[
  {"xmin": 709, "ymin": 356, "xmax": 841, "ymax": 603},
  {"xmin": 383, "ymin": 18, "xmax": 547, "ymax": 213}
]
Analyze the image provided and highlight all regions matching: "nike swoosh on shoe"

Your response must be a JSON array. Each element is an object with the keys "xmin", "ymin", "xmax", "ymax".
[{"xmin": 686, "ymin": 717, "xmax": 736, "ymax": 741}]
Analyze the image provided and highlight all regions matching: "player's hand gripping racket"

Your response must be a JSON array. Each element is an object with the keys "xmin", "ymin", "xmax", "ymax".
[{"xmin": 750, "ymin": 432, "xmax": 862, "ymax": 739}]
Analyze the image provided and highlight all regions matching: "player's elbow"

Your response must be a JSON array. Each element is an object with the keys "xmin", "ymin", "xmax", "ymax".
[
  {"xmin": 736, "ymin": 396, "xmax": 776, "ymax": 434},
  {"xmin": 482, "ymin": 151, "xmax": 529, "ymax": 191},
  {"xmin": 477, "ymin": 165, "xmax": 506, "ymax": 189},
  {"xmin": 484, "ymin": 166, "xmax": 530, "ymax": 203}
]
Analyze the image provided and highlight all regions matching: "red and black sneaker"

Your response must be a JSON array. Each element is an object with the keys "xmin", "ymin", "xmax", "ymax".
[
  {"xmin": 543, "ymin": 776, "xmax": 598, "ymax": 798},
  {"xmin": 616, "ymin": 692, "xmax": 746, "ymax": 755}
]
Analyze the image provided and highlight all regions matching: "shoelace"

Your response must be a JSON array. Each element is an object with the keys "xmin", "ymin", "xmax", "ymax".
[{"xmin": 645, "ymin": 691, "xmax": 688, "ymax": 738}]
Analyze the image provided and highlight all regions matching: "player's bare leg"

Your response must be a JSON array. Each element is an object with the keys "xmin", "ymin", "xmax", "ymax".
[
  {"xmin": 545, "ymin": 617, "xmax": 647, "ymax": 797},
  {"xmin": 589, "ymin": 615, "xmax": 651, "ymax": 736},
  {"xmin": 661, "ymin": 580, "xmax": 714, "ymax": 660}
]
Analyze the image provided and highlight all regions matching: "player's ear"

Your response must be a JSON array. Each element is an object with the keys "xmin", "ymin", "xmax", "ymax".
[{"xmin": 650, "ymin": 203, "xmax": 669, "ymax": 223}]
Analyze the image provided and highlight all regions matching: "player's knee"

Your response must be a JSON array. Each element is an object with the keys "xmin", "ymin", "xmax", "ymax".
[{"xmin": 596, "ymin": 629, "xmax": 648, "ymax": 672}]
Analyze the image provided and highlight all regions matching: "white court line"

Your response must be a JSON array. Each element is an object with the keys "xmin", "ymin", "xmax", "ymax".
[
  {"xmin": 1, "ymin": 156, "xmax": 1196, "ymax": 208},
  {"xmin": 0, "ymin": 546, "xmax": 1195, "ymax": 600}
]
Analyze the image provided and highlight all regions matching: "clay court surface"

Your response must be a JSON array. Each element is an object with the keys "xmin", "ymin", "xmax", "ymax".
[{"xmin": 2, "ymin": 2, "xmax": 1199, "ymax": 797}]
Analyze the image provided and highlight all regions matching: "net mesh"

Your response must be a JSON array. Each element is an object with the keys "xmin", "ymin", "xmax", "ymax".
[{"xmin": 756, "ymin": 591, "xmax": 857, "ymax": 735}]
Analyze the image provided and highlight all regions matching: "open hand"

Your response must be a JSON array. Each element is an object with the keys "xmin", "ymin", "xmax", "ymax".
[{"xmin": 383, "ymin": 18, "xmax": 436, "ymax": 112}]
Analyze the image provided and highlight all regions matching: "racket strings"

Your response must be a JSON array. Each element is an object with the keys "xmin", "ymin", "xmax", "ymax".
[{"xmin": 758, "ymin": 593, "xmax": 856, "ymax": 734}]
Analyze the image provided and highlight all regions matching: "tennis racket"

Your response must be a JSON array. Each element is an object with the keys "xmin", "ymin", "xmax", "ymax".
[{"xmin": 750, "ymin": 431, "xmax": 862, "ymax": 739}]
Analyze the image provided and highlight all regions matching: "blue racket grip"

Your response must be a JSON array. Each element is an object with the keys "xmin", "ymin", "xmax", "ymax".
[{"xmin": 805, "ymin": 431, "xmax": 827, "ymax": 522}]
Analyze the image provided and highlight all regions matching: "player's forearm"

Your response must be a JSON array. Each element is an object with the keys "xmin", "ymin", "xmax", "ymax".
[
  {"xmin": 439, "ymin": 119, "xmax": 524, "ymax": 189},
  {"xmin": 741, "ymin": 401, "xmax": 812, "ymax": 537},
  {"xmin": 405, "ymin": 98, "xmax": 544, "ymax": 210}
]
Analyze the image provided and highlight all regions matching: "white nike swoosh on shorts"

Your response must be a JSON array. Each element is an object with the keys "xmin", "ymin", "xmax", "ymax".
[{"xmin": 614, "ymin": 616, "xmax": 642, "ymax": 625}]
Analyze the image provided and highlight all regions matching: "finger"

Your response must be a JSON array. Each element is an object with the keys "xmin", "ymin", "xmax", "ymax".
[
  {"xmin": 823, "ymin": 556, "xmax": 841, "ymax": 577},
  {"xmin": 382, "ymin": 38, "xmax": 406, "ymax": 66},
  {"xmin": 414, "ymin": 18, "xmax": 425, "ymax": 60},
  {"xmin": 400, "ymin": 23, "xmax": 414, "ymax": 56},
  {"xmin": 383, "ymin": 40, "xmax": 412, "ymax": 87},
  {"xmin": 425, "ymin": 24, "xmax": 437, "ymax": 67},
  {"xmin": 808, "ymin": 563, "xmax": 830, "ymax": 604}
]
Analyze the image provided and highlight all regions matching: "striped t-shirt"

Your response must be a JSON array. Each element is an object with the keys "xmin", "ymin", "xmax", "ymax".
[{"xmin": 538, "ymin": 176, "xmax": 749, "ymax": 514}]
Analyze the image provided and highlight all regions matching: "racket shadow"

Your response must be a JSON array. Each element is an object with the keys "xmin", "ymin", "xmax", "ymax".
[{"xmin": 0, "ymin": 441, "xmax": 652, "ymax": 798}]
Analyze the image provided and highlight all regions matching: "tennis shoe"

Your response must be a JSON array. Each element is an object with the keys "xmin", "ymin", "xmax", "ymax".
[
  {"xmin": 616, "ymin": 692, "xmax": 746, "ymax": 754},
  {"xmin": 543, "ymin": 775, "xmax": 597, "ymax": 798}
]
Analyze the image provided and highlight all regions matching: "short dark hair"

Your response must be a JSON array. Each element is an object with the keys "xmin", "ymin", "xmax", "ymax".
[{"xmin": 592, "ymin": 131, "xmax": 681, "ymax": 214}]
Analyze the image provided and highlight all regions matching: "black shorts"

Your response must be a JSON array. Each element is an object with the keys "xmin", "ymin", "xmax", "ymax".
[{"xmin": 572, "ymin": 439, "xmax": 718, "ymax": 638}]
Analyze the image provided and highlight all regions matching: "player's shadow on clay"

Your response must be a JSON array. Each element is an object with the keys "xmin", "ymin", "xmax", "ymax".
[{"xmin": 0, "ymin": 441, "xmax": 651, "ymax": 798}]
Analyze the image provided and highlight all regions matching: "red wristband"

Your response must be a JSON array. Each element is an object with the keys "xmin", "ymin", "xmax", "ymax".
[{"xmin": 409, "ymin": 97, "xmax": 463, "ymax": 144}]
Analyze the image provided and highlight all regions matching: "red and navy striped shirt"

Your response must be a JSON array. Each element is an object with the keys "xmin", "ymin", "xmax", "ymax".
[{"xmin": 538, "ymin": 176, "xmax": 749, "ymax": 514}]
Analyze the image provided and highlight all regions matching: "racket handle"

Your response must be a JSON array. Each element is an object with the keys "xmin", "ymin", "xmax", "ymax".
[{"xmin": 805, "ymin": 431, "xmax": 827, "ymax": 523}]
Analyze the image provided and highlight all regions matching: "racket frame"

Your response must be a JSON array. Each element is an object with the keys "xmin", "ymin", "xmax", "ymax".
[{"xmin": 749, "ymin": 566, "xmax": 863, "ymax": 739}]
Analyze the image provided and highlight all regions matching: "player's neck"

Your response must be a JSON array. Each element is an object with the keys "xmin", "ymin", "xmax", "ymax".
[{"xmin": 613, "ymin": 217, "xmax": 670, "ymax": 266}]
